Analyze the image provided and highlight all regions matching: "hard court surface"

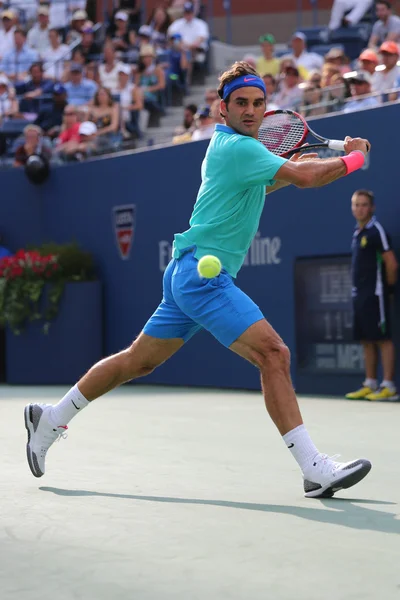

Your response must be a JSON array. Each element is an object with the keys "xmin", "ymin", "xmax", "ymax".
[{"xmin": 1, "ymin": 384, "xmax": 399, "ymax": 600}]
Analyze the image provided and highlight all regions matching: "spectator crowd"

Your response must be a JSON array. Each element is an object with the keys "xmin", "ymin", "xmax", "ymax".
[
  {"xmin": 0, "ymin": 0, "xmax": 399, "ymax": 163},
  {"xmin": 173, "ymin": 0, "xmax": 400, "ymax": 145},
  {"xmin": 0, "ymin": 0, "xmax": 210, "ymax": 164}
]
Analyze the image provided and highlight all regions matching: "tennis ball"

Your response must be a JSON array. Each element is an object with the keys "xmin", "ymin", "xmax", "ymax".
[{"xmin": 197, "ymin": 255, "xmax": 222, "ymax": 279}]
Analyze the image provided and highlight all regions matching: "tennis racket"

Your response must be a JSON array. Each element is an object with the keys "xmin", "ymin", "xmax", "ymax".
[{"xmin": 258, "ymin": 109, "xmax": 347, "ymax": 157}]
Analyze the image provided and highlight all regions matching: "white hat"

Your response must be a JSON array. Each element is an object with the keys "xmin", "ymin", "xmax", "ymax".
[
  {"xmin": 79, "ymin": 121, "xmax": 97, "ymax": 136},
  {"xmin": 72, "ymin": 9, "xmax": 87, "ymax": 20},
  {"xmin": 117, "ymin": 63, "xmax": 131, "ymax": 75},
  {"xmin": 0, "ymin": 74, "xmax": 9, "ymax": 85},
  {"xmin": 292, "ymin": 31, "xmax": 307, "ymax": 41},
  {"xmin": 115, "ymin": 10, "xmax": 128, "ymax": 21},
  {"xmin": 138, "ymin": 24, "xmax": 153, "ymax": 37}
]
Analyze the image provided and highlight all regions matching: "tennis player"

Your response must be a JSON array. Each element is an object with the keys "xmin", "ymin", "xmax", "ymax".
[{"xmin": 25, "ymin": 62, "xmax": 372, "ymax": 498}]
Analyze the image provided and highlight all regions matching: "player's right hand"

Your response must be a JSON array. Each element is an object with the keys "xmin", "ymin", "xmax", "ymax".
[{"xmin": 344, "ymin": 136, "xmax": 371, "ymax": 156}]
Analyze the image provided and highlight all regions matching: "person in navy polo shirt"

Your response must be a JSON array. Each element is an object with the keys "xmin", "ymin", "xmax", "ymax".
[{"xmin": 346, "ymin": 189, "xmax": 399, "ymax": 401}]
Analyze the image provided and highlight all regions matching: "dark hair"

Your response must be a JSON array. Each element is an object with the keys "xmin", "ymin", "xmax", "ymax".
[
  {"xmin": 353, "ymin": 189, "xmax": 375, "ymax": 205},
  {"xmin": 376, "ymin": 1, "xmax": 391, "ymax": 8},
  {"xmin": 14, "ymin": 27, "xmax": 27, "ymax": 36},
  {"xmin": 185, "ymin": 103, "xmax": 197, "ymax": 115},
  {"xmin": 217, "ymin": 61, "xmax": 259, "ymax": 102},
  {"xmin": 147, "ymin": 6, "xmax": 171, "ymax": 33},
  {"xmin": 29, "ymin": 61, "xmax": 43, "ymax": 73},
  {"xmin": 72, "ymin": 47, "xmax": 84, "ymax": 60},
  {"xmin": 93, "ymin": 86, "xmax": 114, "ymax": 107},
  {"xmin": 262, "ymin": 73, "xmax": 276, "ymax": 85}
]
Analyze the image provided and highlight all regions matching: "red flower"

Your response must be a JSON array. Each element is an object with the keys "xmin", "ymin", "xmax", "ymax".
[{"xmin": 0, "ymin": 250, "xmax": 61, "ymax": 281}]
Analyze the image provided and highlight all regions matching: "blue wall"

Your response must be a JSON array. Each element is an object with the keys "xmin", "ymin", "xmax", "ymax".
[{"xmin": 1, "ymin": 103, "xmax": 399, "ymax": 393}]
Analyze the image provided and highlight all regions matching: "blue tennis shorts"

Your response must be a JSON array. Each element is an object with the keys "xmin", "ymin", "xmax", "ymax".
[{"xmin": 143, "ymin": 248, "xmax": 264, "ymax": 347}]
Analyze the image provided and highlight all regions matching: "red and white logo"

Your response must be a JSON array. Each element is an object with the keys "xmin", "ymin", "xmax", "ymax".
[{"xmin": 113, "ymin": 205, "xmax": 136, "ymax": 260}]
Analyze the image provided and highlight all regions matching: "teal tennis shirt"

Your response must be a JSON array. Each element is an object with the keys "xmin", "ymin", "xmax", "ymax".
[{"xmin": 172, "ymin": 124, "xmax": 287, "ymax": 277}]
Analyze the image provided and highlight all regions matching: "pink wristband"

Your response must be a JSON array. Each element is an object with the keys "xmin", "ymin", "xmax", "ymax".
[{"xmin": 340, "ymin": 150, "xmax": 365, "ymax": 175}]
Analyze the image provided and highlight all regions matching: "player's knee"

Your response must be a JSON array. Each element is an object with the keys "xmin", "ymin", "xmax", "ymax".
[
  {"xmin": 259, "ymin": 340, "xmax": 291, "ymax": 372},
  {"xmin": 120, "ymin": 347, "xmax": 158, "ymax": 380},
  {"xmin": 135, "ymin": 364, "xmax": 157, "ymax": 378}
]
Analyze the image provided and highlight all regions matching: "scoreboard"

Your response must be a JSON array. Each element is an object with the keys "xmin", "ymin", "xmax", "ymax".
[{"xmin": 294, "ymin": 255, "xmax": 365, "ymax": 379}]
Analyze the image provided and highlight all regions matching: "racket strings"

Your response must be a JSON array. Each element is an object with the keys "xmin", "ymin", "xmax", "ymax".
[{"xmin": 258, "ymin": 113, "xmax": 306, "ymax": 156}]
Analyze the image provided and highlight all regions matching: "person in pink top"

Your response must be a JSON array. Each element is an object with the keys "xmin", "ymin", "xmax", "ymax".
[{"xmin": 56, "ymin": 105, "xmax": 81, "ymax": 156}]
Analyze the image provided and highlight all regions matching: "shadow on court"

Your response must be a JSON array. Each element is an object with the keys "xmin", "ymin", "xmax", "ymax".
[{"xmin": 40, "ymin": 487, "xmax": 399, "ymax": 535}]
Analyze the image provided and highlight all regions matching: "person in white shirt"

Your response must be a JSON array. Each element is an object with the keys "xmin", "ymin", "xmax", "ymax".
[
  {"xmin": 262, "ymin": 73, "xmax": 279, "ymax": 109},
  {"xmin": 282, "ymin": 32, "xmax": 324, "ymax": 73},
  {"xmin": 42, "ymin": 28, "xmax": 71, "ymax": 80},
  {"xmin": 0, "ymin": 10, "xmax": 16, "ymax": 60},
  {"xmin": 191, "ymin": 105, "xmax": 215, "ymax": 141},
  {"xmin": 116, "ymin": 63, "xmax": 144, "ymax": 137},
  {"xmin": 49, "ymin": 1, "xmax": 72, "ymax": 30},
  {"xmin": 167, "ymin": 1, "xmax": 209, "ymax": 56},
  {"xmin": 8, "ymin": 0, "xmax": 37, "ymax": 24},
  {"xmin": 274, "ymin": 64, "xmax": 303, "ymax": 109},
  {"xmin": 98, "ymin": 43, "xmax": 125, "ymax": 94},
  {"xmin": 67, "ymin": 9, "xmax": 88, "ymax": 44},
  {"xmin": 27, "ymin": 6, "xmax": 51, "ymax": 56},
  {"xmin": 328, "ymin": 0, "xmax": 373, "ymax": 31},
  {"xmin": 372, "ymin": 40, "xmax": 400, "ymax": 100},
  {"xmin": 343, "ymin": 70, "xmax": 380, "ymax": 112}
]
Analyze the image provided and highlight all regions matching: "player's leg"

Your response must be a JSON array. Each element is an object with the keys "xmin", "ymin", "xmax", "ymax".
[
  {"xmin": 24, "ymin": 257, "xmax": 201, "ymax": 478},
  {"xmin": 229, "ymin": 319, "xmax": 371, "ymax": 497},
  {"xmin": 361, "ymin": 294, "xmax": 398, "ymax": 400},
  {"xmin": 172, "ymin": 252, "xmax": 371, "ymax": 497},
  {"xmin": 346, "ymin": 296, "xmax": 378, "ymax": 399},
  {"xmin": 379, "ymin": 340, "xmax": 396, "ymax": 382},
  {"xmin": 328, "ymin": 0, "xmax": 351, "ymax": 30},
  {"xmin": 345, "ymin": 0, "xmax": 373, "ymax": 25},
  {"xmin": 367, "ymin": 294, "xmax": 397, "ymax": 399},
  {"xmin": 77, "ymin": 333, "xmax": 184, "ymax": 400},
  {"xmin": 229, "ymin": 320, "xmax": 301, "ymax": 435},
  {"xmin": 374, "ymin": 339, "xmax": 398, "ymax": 399},
  {"xmin": 363, "ymin": 341, "xmax": 378, "ymax": 380}
]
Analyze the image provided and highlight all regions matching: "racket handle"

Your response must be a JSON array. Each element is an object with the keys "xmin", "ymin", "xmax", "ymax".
[{"xmin": 327, "ymin": 140, "xmax": 346, "ymax": 152}]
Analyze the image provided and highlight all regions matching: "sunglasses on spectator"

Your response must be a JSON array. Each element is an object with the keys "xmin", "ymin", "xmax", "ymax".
[{"xmin": 64, "ymin": 111, "xmax": 76, "ymax": 115}]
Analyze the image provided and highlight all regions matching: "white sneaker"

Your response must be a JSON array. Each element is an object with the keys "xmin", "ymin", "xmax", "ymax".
[
  {"xmin": 303, "ymin": 454, "xmax": 372, "ymax": 498},
  {"xmin": 24, "ymin": 403, "xmax": 68, "ymax": 478}
]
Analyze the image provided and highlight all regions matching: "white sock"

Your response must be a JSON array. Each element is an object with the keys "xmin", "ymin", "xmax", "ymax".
[
  {"xmin": 381, "ymin": 380, "xmax": 396, "ymax": 392},
  {"xmin": 49, "ymin": 384, "xmax": 89, "ymax": 426},
  {"xmin": 364, "ymin": 378, "xmax": 378, "ymax": 390},
  {"xmin": 283, "ymin": 424, "xmax": 320, "ymax": 474}
]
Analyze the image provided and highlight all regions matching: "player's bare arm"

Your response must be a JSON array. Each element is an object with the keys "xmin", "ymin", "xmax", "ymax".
[
  {"xmin": 266, "ymin": 151, "xmax": 318, "ymax": 194},
  {"xmin": 274, "ymin": 136, "xmax": 371, "ymax": 188}
]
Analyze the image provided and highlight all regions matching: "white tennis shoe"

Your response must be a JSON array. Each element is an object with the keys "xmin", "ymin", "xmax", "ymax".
[
  {"xmin": 24, "ymin": 403, "xmax": 68, "ymax": 478},
  {"xmin": 303, "ymin": 454, "xmax": 372, "ymax": 498}
]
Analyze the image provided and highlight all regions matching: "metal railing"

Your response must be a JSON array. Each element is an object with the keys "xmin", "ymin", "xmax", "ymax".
[
  {"xmin": 297, "ymin": 85, "xmax": 400, "ymax": 118},
  {"xmin": 297, "ymin": 0, "xmax": 320, "ymax": 29}
]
